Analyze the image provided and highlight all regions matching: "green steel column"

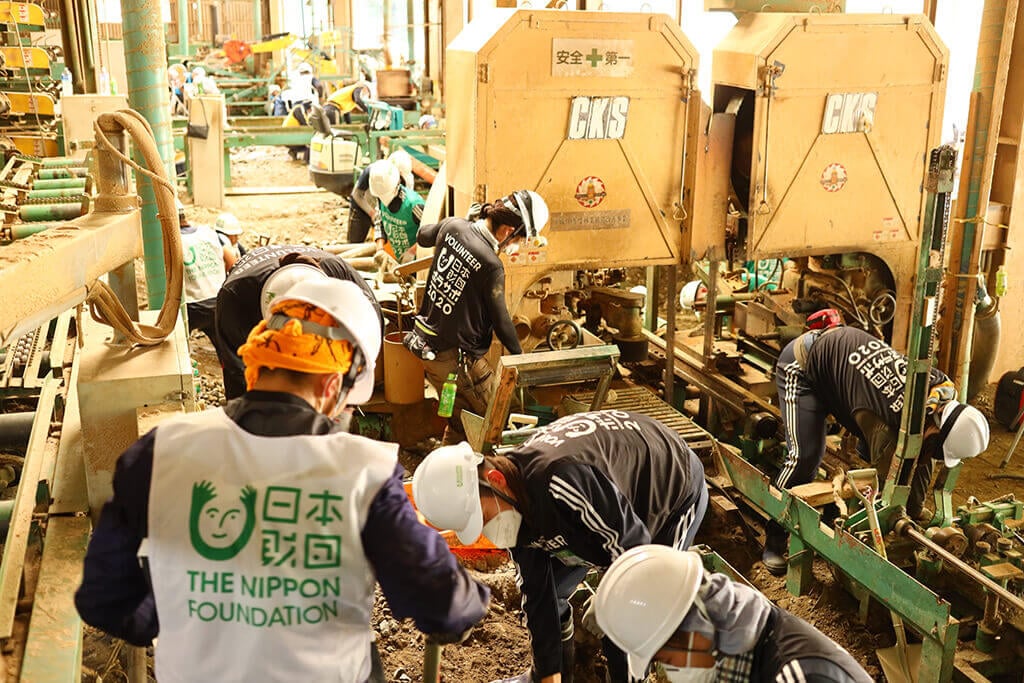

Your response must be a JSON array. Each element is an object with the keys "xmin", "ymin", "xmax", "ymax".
[
  {"xmin": 178, "ymin": 0, "xmax": 189, "ymax": 56},
  {"xmin": 122, "ymin": 0, "xmax": 175, "ymax": 308},
  {"xmin": 254, "ymin": 0, "xmax": 262, "ymax": 41}
]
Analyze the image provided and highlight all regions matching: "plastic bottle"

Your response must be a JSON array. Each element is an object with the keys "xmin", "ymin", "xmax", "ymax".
[
  {"xmin": 60, "ymin": 68, "xmax": 73, "ymax": 97},
  {"xmin": 437, "ymin": 372, "xmax": 458, "ymax": 418},
  {"xmin": 98, "ymin": 67, "xmax": 110, "ymax": 96},
  {"xmin": 995, "ymin": 265, "xmax": 1008, "ymax": 298}
]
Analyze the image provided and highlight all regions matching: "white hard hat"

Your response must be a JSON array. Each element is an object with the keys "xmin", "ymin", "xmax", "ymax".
[
  {"xmin": 297, "ymin": 62, "xmax": 313, "ymax": 74},
  {"xmin": 503, "ymin": 190, "xmax": 549, "ymax": 239},
  {"xmin": 191, "ymin": 66, "xmax": 206, "ymax": 80},
  {"xmin": 680, "ymin": 280, "xmax": 706, "ymax": 311},
  {"xmin": 388, "ymin": 149, "xmax": 414, "ymax": 188},
  {"xmin": 594, "ymin": 545, "xmax": 705, "ymax": 680},
  {"xmin": 273, "ymin": 278, "xmax": 382, "ymax": 405},
  {"xmin": 368, "ymin": 159, "xmax": 400, "ymax": 205},
  {"xmin": 938, "ymin": 401, "xmax": 990, "ymax": 468},
  {"xmin": 260, "ymin": 263, "xmax": 330, "ymax": 319},
  {"xmin": 411, "ymin": 442, "xmax": 485, "ymax": 545},
  {"xmin": 216, "ymin": 212, "xmax": 242, "ymax": 236}
]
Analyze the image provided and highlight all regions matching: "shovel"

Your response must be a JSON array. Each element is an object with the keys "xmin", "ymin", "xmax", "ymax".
[
  {"xmin": 847, "ymin": 469, "xmax": 920, "ymax": 683},
  {"xmin": 424, "ymin": 641, "xmax": 442, "ymax": 683}
]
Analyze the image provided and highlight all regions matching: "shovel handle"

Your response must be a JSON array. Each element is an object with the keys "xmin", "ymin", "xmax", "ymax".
[{"xmin": 424, "ymin": 642, "xmax": 442, "ymax": 683}]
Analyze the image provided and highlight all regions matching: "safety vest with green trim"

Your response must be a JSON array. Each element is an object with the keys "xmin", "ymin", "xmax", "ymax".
[
  {"xmin": 378, "ymin": 187, "xmax": 424, "ymax": 258},
  {"xmin": 180, "ymin": 225, "xmax": 226, "ymax": 303},
  {"xmin": 146, "ymin": 408, "xmax": 397, "ymax": 683}
]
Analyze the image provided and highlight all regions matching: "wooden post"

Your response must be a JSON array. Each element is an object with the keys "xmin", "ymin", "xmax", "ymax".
[{"xmin": 188, "ymin": 95, "xmax": 226, "ymax": 208}]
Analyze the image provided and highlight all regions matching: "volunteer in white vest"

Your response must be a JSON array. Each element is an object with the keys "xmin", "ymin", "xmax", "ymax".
[
  {"xmin": 179, "ymin": 201, "xmax": 228, "ymax": 340},
  {"xmin": 75, "ymin": 278, "xmax": 490, "ymax": 683}
]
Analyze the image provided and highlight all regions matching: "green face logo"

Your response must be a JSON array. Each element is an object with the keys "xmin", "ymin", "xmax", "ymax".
[{"xmin": 189, "ymin": 481, "xmax": 257, "ymax": 561}]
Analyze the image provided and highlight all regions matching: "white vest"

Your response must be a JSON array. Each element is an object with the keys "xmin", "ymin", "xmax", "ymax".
[
  {"xmin": 147, "ymin": 409, "xmax": 397, "ymax": 683},
  {"xmin": 180, "ymin": 225, "xmax": 226, "ymax": 303}
]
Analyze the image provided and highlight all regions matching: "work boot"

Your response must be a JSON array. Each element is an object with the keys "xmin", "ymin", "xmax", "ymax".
[{"xmin": 762, "ymin": 521, "xmax": 788, "ymax": 577}]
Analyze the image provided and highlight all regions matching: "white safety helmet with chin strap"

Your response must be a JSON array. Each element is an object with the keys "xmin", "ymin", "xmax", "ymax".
[
  {"xmin": 411, "ymin": 442, "xmax": 485, "ymax": 545},
  {"xmin": 388, "ymin": 149, "xmax": 415, "ymax": 188},
  {"xmin": 269, "ymin": 278, "xmax": 382, "ymax": 405},
  {"xmin": 368, "ymin": 159, "xmax": 401, "ymax": 206},
  {"xmin": 937, "ymin": 401, "xmax": 990, "ymax": 468},
  {"xmin": 260, "ymin": 263, "xmax": 330, "ymax": 319},
  {"xmin": 502, "ymin": 189, "xmax": 549, "ymax": 242},
  {"xmin": 594, "ymin": 545, "xmax": 705, "ymax": 681}
]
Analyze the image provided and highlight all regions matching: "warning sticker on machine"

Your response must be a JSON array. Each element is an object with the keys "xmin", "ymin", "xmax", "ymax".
[
  {"xmin": 820, "ymin": 163, "xmax": 847, "ymax": 192},
  {"xmin": 550, "ymin": 210, "xmax": 630, "ymax": 231},
  {"xmin": 574, "ymin": 177, "xmax": 607, "ymax": 208},
  {"xmin": 552, "ymin": 39, "xmax": 634, "ymax": 78}
]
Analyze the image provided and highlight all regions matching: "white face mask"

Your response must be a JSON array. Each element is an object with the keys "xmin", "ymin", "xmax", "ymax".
[
  {"xmin": 661, "ymin": 664, "xmax": 717, "ymax": 683},
  {"xmin": 503, "ymin": 241, "xmax": 521, "ymax": 257},
  {"xmin": 480, "ymin": 497, "xmax": 522, "ymax": 548}
]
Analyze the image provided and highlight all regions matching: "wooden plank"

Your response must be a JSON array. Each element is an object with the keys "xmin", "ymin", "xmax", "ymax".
[
  {"xmin": 0, "ymin": 376, "xmax": 58, "ymax": 638},
  {"xmin": 20, "ymin": 515, "xmax": 89, "ymax": 683}
]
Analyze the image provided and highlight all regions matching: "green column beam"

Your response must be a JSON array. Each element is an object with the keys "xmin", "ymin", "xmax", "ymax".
[
  {"xmin": 178, "ymin": 0, "xmax": 189, "ymax": 56},
  {"xmin": 121, "ymin": 0, "xmax": 175, "ymax": 309}
]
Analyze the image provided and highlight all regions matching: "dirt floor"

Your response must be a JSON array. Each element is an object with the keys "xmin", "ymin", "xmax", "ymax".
[{"xmin": 93, "ymin": 145, "xmax": 1024, "ymax": 682}]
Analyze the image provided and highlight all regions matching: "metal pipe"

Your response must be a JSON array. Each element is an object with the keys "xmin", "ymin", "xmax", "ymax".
[
  {"xmin": 121, "ymin": 0, "xmax": 175, "ymax": 309},
  {"xmin": 19, "ymin": 202, "xmax": 87, "ymax": 222},
  {"xmin": 31, "ymin": 178, "xmax": 88, "ymax": 190},
  {"xmin": 253, "ymin": 0, "xmax": 262, "ymax": 42},
  {"xmin": 0, "ymin": 413, "xmax": 33, "ymax": 448},
  {"xmin": 898, "ymin": 520, "xmax": 1024, "ymax": 612},
  {"xmin": 37, "ymin": 167, "xmax": 89, "ymax": 180},
  {"xmin": 27, "ymin": 188, "xmax": 87, "ymax": 200},
  {"xmin": 9, "ymin": 223, "xmax": 60, "ymax": 240}
]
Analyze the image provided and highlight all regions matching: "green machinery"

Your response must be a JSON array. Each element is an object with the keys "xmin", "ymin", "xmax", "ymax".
[
  {"xmin": 0, "ymin": 152, "xmax": 90, "ymax": 242},
  {"xmin": 699, "ymin": 147, "xmax": 1024, "ymax": 681},
  {"xmin": 173, "ymin": 108, "xmax": 444, "ymax": 193}
]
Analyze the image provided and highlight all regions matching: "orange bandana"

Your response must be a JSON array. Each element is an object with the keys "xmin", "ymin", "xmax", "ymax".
[{"xmin": 239, "ymin": 300, "xmax": 353, "ymax": 390}]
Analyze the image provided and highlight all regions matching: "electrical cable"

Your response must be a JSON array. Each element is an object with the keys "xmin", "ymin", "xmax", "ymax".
[{"xmin": 86, "ymin": 109, "xmax": 183, "ymax": 347}]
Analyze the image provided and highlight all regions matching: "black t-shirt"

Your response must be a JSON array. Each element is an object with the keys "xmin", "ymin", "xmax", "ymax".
[
  {"xmin": 213, "ymin": 245, "xmax": 382, "ymax": 398},
  {"xmin": 802, "ymin": 327, "xmax": 948, "ymax": 440},
  {"xmin": 416, "ymin": 218, "xmax": 521, "ymax": 356}
]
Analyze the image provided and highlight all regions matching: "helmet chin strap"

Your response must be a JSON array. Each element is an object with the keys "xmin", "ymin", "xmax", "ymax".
[{"xmin": 496, "ymin": 224, "xmax": 524, "ymax": 252}]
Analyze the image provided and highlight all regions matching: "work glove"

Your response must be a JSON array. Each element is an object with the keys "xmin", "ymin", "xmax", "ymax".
[
  {"xmin": 580, "ymin": 594, "xmax": 604, "ymax": 639},
  {"xmin": 374, "ymin": 249, "xmax": 400, "ymax": 274}
]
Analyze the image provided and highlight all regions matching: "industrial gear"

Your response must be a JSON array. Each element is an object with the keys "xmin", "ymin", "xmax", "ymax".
[
  {"xmin": 937, "ymin": 401, "xmax": 990, "ymax": 468},
  {"xmin": 258, "ymin": 262, "xmax": 329, "ymax": 318},
  {"xmin": 215, "ymin": 212, "xmax": 243, "ymax": 236},
  {"xmin": 241, "ymin": 279, "xmax": 382, "ymax": 403},
  {"xmin": 368, "ymin": 159, "xmax": 401, "ymax": 206},
  {"xmin": 501, "ymin": 189, "xmax": 549, "ymax": 240},
  {"xmin": 388, "ymin": 149, "xmax": 415, "ymax": 188},
  {"xmin": 594, "ymin": 545, "xmax": 704, "ymax": 680},
  {"xmin": 806, "ymin": 308, "xmax": 843, "ymax": 330},
  {"xmin": 411, "ymin": 442, "xmax": 485, "ymax": 545}
]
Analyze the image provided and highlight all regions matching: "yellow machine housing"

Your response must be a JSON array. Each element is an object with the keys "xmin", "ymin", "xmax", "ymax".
[
  {"xmin": 445, "ymin": 9, "xmax": 700, "ymax": 308},
  {"xmin": 708, "ymin": 13, "xmax": 947, "ymax": 345}
]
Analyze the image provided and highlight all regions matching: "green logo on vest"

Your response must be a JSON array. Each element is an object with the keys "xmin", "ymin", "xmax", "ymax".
[{"xmin": 189, "ymin": 481, "xmax": 257, "ymax": 561}]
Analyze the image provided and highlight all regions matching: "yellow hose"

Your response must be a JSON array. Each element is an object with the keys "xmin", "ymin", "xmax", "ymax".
[{"xmin": 86, "ymin": 109, "xmax": 183, "ymax": 346}]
